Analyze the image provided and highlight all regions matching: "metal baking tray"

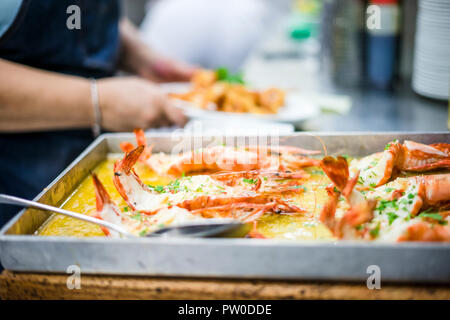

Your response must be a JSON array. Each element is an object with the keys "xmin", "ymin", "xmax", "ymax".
[{"xmin": 1, "ymin": 132, "xmax": 449, "ymax": 283}]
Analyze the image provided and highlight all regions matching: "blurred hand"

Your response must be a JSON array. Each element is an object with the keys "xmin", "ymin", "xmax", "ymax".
[
  {"xmin": 143, "ymin": 54, "xmax": 196, "ymax": 82},
  {"xmin": 97, "ymin": 77, "xmax": 186, "ymax": 131}
]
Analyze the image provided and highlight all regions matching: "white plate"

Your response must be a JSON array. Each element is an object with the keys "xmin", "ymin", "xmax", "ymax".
[{"xmin": 159, "ymin": 82, "xmax": 321, "ymax": 126}]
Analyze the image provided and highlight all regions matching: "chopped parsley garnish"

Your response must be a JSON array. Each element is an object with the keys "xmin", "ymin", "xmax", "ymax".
[
  {"xmin": 418, "ymin": 212, "xmax": 443, "ymax": 222},
  {"xmin": 155, "ymin": 185, "xmax": 165, "ymax": 193},
  {"xmin": 263, "ymin": 177, "xmax": 268, "ymax": 181},
  {"xmin": 123, "ymin": 206, "xmax": 129, "ymax": 212},
  {"xmin": 384, "ymin": 139, "xmax": 399, "ymax": 150},
  {"xmin": 369, "ymin": 183, "xmax": 376, "ymax": 188},
  {"xmin": 384, "ymin": 187, "xmax": 394, "ymax": 193},
  {"xmin": 148, "ymin": 185, "xmax": 166, "ymax": 193},
  {"xmin": 376, "ymin": 199, "xmax": 399, "ymax": 213},
  {"xmin": 386, "ymin": 212, "xmax": 398, "ymax": 225},
  {"xmin": 131, "ymin": 213, "xmax": 142, "ymax": 221},
  {"xmin": 370, "ymin": 223, "xmax": 380, "ymax": 238},
  {"xmin": 358, "ymin": 176, "xmax": 365, "ymax": 185},
  {"xmin": 165, "ymin": 179, "xmax": 189, "ymax": 193},
  {"xmin": 243, "ymin": 178, "xmax": 258, "ymax": 184},
  {"xmin": 139, "ymin": 229, "xmax": 149, "ymax": 237}
]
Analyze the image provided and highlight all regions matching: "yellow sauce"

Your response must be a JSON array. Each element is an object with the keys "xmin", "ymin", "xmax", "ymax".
[{"xmin": 38, "ymin": 158, "xmax": 334, "ymax": 240}]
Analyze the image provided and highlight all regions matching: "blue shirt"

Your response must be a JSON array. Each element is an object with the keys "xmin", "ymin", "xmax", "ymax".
[
  {"xmin": 0, "ymin": 0, "xmax": 22, "ymax": 39},
  {"xmin": 0, "ymin": 0, "xmax": 121, "ymax": 226}
]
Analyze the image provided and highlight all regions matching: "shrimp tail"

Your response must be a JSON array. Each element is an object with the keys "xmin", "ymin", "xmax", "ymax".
[
  {"xmin": 119, "ymin": 142, "xmax": 136, "ymax": 154},
  {"xmin": 119, "ymin": 129, "xmax": 152, "ymax": 161},
  {"xmin": 319, "ymin": 187, "xmax": 339, "ymax": 232},
  {"xmin": 92, "ymin": 173, "xmax": 113, "ymax": 212},
  {"xmin": 320, "ymin": 156, "xmax": 349, "ymax": 191},
  {"xmin": 133, "ymin": 128, "xmax": 152, "ymax": 160},
  {"xmin": 91, "ymin": 173, "xmax": 123, "ymax": 237},
  {"xmin": 115, "ymin": 145, "xmax": 144, "ymax": 174},
  {"xmin": 114, "ymin": 145, "xmax": 153, "ymax": 211}
]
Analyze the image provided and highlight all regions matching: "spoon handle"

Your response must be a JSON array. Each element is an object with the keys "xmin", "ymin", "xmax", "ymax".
[{"xmin": 0, "ymin": 194, "xmax": 132, "ymax": 237}]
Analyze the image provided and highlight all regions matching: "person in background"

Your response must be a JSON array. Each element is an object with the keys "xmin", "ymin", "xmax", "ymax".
[
  {"xmin": 140, "ymin": 0, "xmax": 277, "ymax": 72},
  {"xmin": 0, "ymin": 0, "xmax": 195, "ymax": 226}
]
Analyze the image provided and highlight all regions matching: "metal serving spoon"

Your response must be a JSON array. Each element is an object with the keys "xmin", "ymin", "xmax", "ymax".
[{"xmin": 0, "ymin": 194, "xmax": 250, "ymax": 238}]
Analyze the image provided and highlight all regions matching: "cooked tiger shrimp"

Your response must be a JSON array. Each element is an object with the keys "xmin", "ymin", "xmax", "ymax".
[
  {"xmin": 93, "ymin": 173, "xmax": 206, "ymax": 236},
  {"xmin": 210, "ymin": 170, "xmax": 309, "ymax": 193},
  {"xmin": 319, "ymin": 156, "xmax": 375, "ymax": 239},
  {"xmin": 177, "ymin": 194, "xmax": 305, "ymax": 215},
  {"xmin": 320, "ymin": 155, "xmax": 450, "ymax": 241},
  {"xmin": 397, "ymin": 215, "xmax": 450, "ymax": 242},
  {"xmin": 92, "ymin": 173, "xmax": 160, "ymax": 237},
  {"xmin": 121, "ymin": 129, "xmax": 321, "ymax": 176},
  {"xmin": 114, "ymin": 146, "xmax": 306, "ymax": 220},
  {"xmin": 92, "ymin": 173, "xmax": 127, "ymax": 237},
  {"xmin": 113, "ymin": 146, "xmax": 249, "ymax": 212},
  {"xmin": 367, "ymin": 174, "xmax": 450, "ymax": 242},
  {"xmin": 350, "ymin": 140, "xmax": 450, "ymax": 188}
]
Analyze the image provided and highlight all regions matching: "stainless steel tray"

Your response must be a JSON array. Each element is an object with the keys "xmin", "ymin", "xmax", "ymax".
[{"xmin": 1, "ymin": 132, "xmax": 449, "ymax": 283}]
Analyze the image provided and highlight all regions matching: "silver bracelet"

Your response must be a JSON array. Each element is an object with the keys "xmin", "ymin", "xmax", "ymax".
[{"xmin": 89, "ymin": 78, "xmax": 101, "ymax": 138}]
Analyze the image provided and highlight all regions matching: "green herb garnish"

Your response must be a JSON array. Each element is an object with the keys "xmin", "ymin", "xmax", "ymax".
[
  {"xmin": 419, "ymin": 212, "xmax": 443, "ymax": 222},
  {"xmin": 386, "ymin": 212, "xmax": 398, "ymax": 225},
  {"xmin": 358, "ymin": 176, "xmax": 365, "ymax": 185},
  {"xmin": 243, "ymin": 178, "xmax": 258, "ymax": 184},
  {"xmin": 370, "ymin": 223, "xmax": 380, "ymax": 238},
  {"xmin": 216, "ymin": 67, "xmax": 245, "ymax": 84},
  {"xmin": 384, "ymin": 139, "xmax": 399, "ymax": 150},
  {"xmin": 148, "ymin": 185, "xmax": 166, "ymax": 193},
  {"xmin": 131, "ymin": 213, "xmax": 142, "ymax": 221},
  {"xmin": 139, "ymin": 229, "xmax": 149, "ymax": 237}
]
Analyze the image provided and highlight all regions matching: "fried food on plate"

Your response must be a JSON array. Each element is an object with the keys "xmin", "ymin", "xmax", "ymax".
[{"xmin": 169, "ymin": 68, "xmax": 285, "ymax": 114}]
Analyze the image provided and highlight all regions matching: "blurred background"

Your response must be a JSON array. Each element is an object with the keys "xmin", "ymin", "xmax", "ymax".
[{"xmin": 124, "ymin": 0, "xmax": 449, "ymax": 132}]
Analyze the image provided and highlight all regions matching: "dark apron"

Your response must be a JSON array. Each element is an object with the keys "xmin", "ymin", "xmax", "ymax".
[{"xmin": 0, "ymin": 0, "xmax": 121, "ymax": 226}]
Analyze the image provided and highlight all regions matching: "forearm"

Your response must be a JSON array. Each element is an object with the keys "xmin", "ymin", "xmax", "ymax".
[
  {"xmin": 0, "ymin": 59, "xmax": 93, "ymax": 132},
  {"xmin": 119, "ymin": 18, "xmax": 151, "ymax": 76}
]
